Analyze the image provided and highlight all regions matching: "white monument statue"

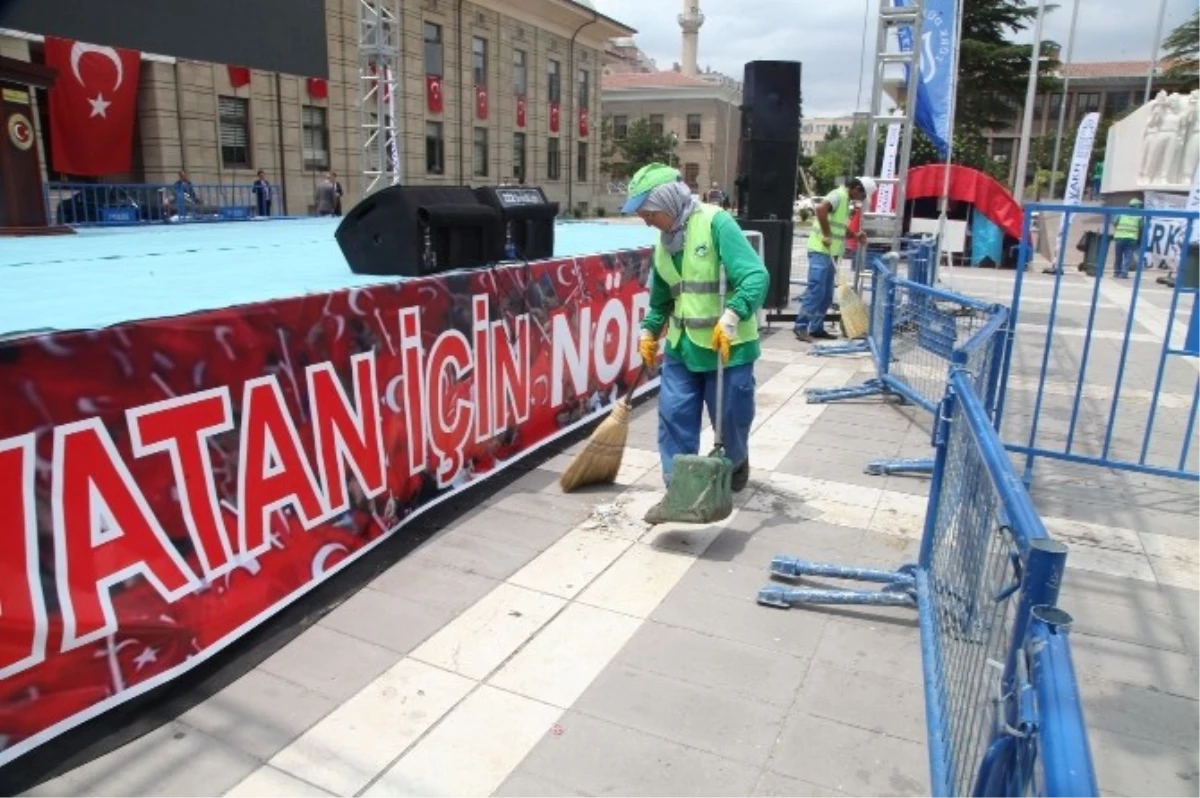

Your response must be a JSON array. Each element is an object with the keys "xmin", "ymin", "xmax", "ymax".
[{"xmin": 1103, "ymin": 89, "xmax": 1199, "ymax": 194}]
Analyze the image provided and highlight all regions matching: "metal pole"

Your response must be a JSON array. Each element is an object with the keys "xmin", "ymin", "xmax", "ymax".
[
  {"xmin": 933, "ymin": 0, "xmax": 965, "ymax": 283},
  {"xmin": 1012, "ymin": 0, "xmax": 1048, "ymax": 207},
  {"xmin": 1143, "ymin": 0, "xmax": 1169, "ymax": 104},
  {"xmin": 1047, "ymin": 0, "xmax": 1080, "ymax": 199}
]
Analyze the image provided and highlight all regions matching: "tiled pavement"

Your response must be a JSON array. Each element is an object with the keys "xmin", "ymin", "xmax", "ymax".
[{"xmin": 23, "ymin": 263, "xmax": 1199, "ymax": 798}]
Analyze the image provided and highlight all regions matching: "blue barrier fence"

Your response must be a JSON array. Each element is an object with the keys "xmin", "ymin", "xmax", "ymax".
[
  {"xmin": 46, "ymin": 182, "xmax": 287, "ymax": 227},
  {"xmin": 999, "ymin": 203, "xmax": 1199, "ymax": 484},
  {"xmin": 758, "ymin": 357, "xmax": 1097, "ymax": 795},
  {"xmin": 806, "ymin": 247, "xmax": 1009, "ymax": 476}
]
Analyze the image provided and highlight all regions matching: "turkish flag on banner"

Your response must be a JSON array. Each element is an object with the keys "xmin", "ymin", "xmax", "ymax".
[
  {"xmin": 475, "ymin": 85, "xmax": 488, "ymax": 120},
  {"xmin": 228, "ymin": 66, "xmax": 251, "ymax": 88},
  {"xmin": 427, "ymin": 74, "xmax": 443, "ymax": 113},
  {"xmin": 44, "ymin": 37, "xmax": 141, "ymax": 176},
  {"xmin": 516, "ymin": 94, "xmax": 526, "ymax": 128},
  {"xmin": 306, "ymin": 78, "xmax": 328, "ymax": 100},
  {"xmin": 549, "ymin": 101, "xmax": 560, "ymax": 133},
  {"xmin": 579, "ymin": 106, "xmax": 589, "ymax": 138}
]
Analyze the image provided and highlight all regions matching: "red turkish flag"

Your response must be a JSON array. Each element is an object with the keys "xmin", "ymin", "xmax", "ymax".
[
  {"xmin": 549, "ymin": 101, "xmax": 560, "ymax": 133},
  {"xmin": 475, "ymin": 84, "xmax": 488, "ymax": 120},
  {"xmin": 44, "ymin": 37, "xmax": 141, "ymax": 176},
  {"xmin": 579, "ymin": 106, "xmax": 589, "ymax": 138},
  {"xmin": 516, "ymin": 94, "xmax": 526, "ymax": 128},
  {"xmin": 427, "ymin": 74, "xmax": 443, "ymax": 113},
  {"xmin": 306, "ymin": 78, "xmax": 328, "ymax": 100},
  {"xmin": 227, "ymin": 66, "xmax": 251, "ymax": 88}
]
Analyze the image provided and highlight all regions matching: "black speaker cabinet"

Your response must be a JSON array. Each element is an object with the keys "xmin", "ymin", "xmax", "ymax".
[
  {"xmin": 335, "ymin": 185, "xmax": 504, "ymax": 277},
  {"xmin": 737, "ymin": 218, "xmax": 794, "ymax": 310},
  {"xmin": 473, "ymin": 185, "xmax": 560, "ymax": 262},
  {"xmin": 736, "ymin": 139, "xmax": 799, "ymax": 222},
  {"xmin": 741, "ymin": 61, "xmax": 802, "ymax": 144}
]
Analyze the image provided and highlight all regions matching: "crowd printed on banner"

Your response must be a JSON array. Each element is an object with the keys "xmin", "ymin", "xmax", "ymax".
[
  {"xmin": 1144, "ymin": 191, "xmax": 1192, "ymax": 270},
  {"xmin": 0, "ymin": 249, "xmax": 653, "ymax": 765}
]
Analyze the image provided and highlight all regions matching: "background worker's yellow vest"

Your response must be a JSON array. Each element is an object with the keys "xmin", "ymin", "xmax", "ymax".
[
  {"xmin": 807, "ymin": 186, "xmax": 851, "ymax": 257},
  {"xmin": 653, "ymin": 205, "xmax": 759, "ymax": 350},
  {"xmin": 1114, "ymin": 214, "xmax": 1140, "ymax": 240}
]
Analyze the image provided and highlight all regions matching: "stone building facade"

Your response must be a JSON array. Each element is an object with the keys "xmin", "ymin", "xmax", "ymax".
[{"xmin": 1, "ymin": 0, "xmax": 633, "ymax": 216}]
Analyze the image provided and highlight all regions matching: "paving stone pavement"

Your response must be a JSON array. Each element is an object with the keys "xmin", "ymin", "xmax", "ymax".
[{"xmin": 22, "ymin": 262, "xmax": 1199, "ymax": 798}]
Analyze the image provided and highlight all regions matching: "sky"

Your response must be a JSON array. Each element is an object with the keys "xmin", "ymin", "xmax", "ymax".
[{"xmin": 590, "ymin": 0, "xmax": 1196, "ymax": 118}]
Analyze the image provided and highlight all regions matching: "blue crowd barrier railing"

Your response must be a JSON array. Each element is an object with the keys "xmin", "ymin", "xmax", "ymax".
[
  {"xmin": 757, "ymin": 357, "xmax": 1098, "ymax": 797},
  {"xmin": 45, "ymin": 182, "xmax": 286, "ymax": 227},
  {"xmin": 998, "ymin": 203, "xmax": 1199, "ymax": 485}
]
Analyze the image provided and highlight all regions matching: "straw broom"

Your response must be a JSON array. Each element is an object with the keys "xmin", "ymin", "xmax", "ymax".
[
  {"xmin": 559, "ymin": 363, "xmax": 650, "ymax": 492},
  {"xmin": 836, "ymin": 261, "xmax": 870, "ymax": 340}
]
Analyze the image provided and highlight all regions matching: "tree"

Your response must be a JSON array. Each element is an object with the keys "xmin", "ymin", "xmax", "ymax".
[
  {"xmin": 599, "ymin": 117, "xmax": 678, "ymax": 178},
  {"xmin": 909, "ymin": 126, "xmax": 1004, "ymax": 181},
  {"xmin": 1163, "ymin": 10, "xmax": 1199, "ymax": 85},
  {"xmin": 823, "ymin": 124, "xmax": 843, "ymax": 142},
  {"xmin": 811, "ymin": 122, "xmax": 871, "ymax": 193}
]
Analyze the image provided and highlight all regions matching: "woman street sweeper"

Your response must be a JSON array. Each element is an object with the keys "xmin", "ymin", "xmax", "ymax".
[{"xmin": 623, "ymin": 163, "xmax": 769, "ymax": 521}]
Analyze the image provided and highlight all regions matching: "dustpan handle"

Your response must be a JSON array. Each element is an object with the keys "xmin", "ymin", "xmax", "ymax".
[{"xmin": 714, "ymin": 263, "xmax": 726, "ymax": 450}]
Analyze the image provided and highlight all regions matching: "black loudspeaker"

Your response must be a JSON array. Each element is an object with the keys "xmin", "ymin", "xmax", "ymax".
[
  {"xmin": 741, "ymin": 61, "xmax": 802, "ymax": 144},
  {"xmin": 736, "ymin": 139, "xmax": 799, "ymax": 221},
  {"xmin": 473, "ymin": 185, "xmax": 560, "ymax": 262},
  {"xmin": 335, "ymin": 185, "xmax": 504, "ymax": 277},
  {"xmin": 738, "ymin": 218, "xmax": 794, "ymax": 310}
]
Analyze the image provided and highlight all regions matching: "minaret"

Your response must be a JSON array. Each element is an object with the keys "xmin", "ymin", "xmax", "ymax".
[{"xmin": 679, "ymin": 0, "xmax": 704, "ymax": 77}]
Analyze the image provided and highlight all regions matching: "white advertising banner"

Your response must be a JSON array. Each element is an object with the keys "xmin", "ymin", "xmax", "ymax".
[
  {"xmin": 1064, "ymin": 112, "xmax": 1100, "ymax": 207},
  {"xmin": 875, "ymin": 115, "xmax": 904, "ymax": 214},
  {"xmin": 1143, "ymin": 189, "xmax": 1191, "ymax": 271}
]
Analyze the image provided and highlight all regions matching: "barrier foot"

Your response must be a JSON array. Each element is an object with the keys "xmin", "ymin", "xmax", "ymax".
[
  {"xmin": 864, "ymin": 457, "xmax": 935, "ymax": 476},
  {"xmin": 807, "ymin": 378, "xmax": 885, "ymax": 404},
  {"xmin": 757, "ymin": 583, "xmax": 917, "ymax": 609},
  {"xmin": 810, "ymin": 340, "xmax": 869, "ymax": 358}
]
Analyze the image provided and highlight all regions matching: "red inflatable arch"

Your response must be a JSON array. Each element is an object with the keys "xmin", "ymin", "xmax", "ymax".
[{"xmin": 904, "ymin": 164, "xmax": 1026, "ymax": 241}]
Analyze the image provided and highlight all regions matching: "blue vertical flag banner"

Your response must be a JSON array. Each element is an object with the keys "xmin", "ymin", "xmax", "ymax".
[{"xmin": 894, "ymin": 0, "xmax": 957, "ymax": 160}]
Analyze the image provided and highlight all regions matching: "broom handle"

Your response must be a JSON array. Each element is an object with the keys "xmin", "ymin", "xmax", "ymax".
[{"xmin": 714, "ymin": 264, "xmax": 727, "ymax": 450}]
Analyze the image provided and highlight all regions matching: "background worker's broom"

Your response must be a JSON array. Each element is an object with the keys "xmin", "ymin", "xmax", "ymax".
[
  {"xmin": 559, "ymin": 363, "xmax": 650, "ymax": 493},
  {"xmin": 836, "ymin": 259, "xmax": 870, "ymax": 340}
]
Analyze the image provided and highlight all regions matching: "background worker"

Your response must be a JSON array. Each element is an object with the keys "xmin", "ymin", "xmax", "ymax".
[
  {"xmin": 794, "ymin": 176, "xmax": 875, "ymax": 342},
  {"xmin": 624, "ymin": 163, "xmax": 769, "ymax": 498},
  {"xmin": 1113, "ymin": 198, "xmax": 1144, "ymax": 279}
]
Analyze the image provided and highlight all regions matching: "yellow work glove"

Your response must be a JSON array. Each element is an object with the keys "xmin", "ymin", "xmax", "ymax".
[
  {"xmin": 638, "ymin": 330, "xmax": 659, "ymax": 368},
  {"xmin": 710, "ymin": 309, "xmax": 740, "ymax": 364}
]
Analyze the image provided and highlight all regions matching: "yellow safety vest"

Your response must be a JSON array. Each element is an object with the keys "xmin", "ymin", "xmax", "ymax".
[
  {"xmin": 1114, "ymin": 214, "xmax": 1140, "ymax": 241},
  {"xmin": 808, "ymin": 186, "xmax": 851, "ymax": 257},
  {"xmin": 653, "ymin": 204, "xmax": 760, "ymax": 350}
]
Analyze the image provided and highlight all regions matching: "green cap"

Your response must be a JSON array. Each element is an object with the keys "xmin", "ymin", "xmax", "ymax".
[
  {"xmin": 1129, "ymin": 198, "xmax": 1143, "ymax": 206},
  {"xmin": 622, "ymin": 163, "xmax": 681, "ymax": 214}
]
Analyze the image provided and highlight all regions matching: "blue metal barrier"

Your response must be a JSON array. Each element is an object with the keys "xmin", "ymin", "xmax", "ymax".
[
  {"xmin": 45, "ymin": 182, "xmax": 286, "ymax": 227},
  {"xmin": 998, "ymin": 203, "xmax": 1199, "ymax": 484},
  {"xmin": 757, "ymin": 364, "xmax": 1097, "ymax": 797}
]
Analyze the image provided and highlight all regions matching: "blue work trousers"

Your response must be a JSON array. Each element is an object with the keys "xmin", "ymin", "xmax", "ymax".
[
  {"xmin": 1114, "ymin": 239, "xmax": 1138, "ymax": 277},
  {"xmin": 795, "ymin": 251, "xmax": 836, "ymax": 333},
  {"xmin": 658, "ymin": 355, "xmax": 756, "ymax": 485}
]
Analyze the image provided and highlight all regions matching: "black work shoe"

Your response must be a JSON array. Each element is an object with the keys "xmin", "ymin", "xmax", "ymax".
[
  {"xmin": 794, "ymin": 329, "xmax": 813, "ymax": 342},
  {"xmin": 810, "ymin": 329, "xmax": 837, "ymax": 340},
  {"xmin": 731, "ymin": 460, "xmax": 750, "ymax": 493}
]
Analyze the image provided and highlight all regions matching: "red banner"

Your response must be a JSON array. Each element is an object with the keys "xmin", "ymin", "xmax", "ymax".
[
  {"xmin": 0, "ymin": 249, "xmax": 654, "ymax": 766},
  {"xmin": 475, "ymin": 84, "xmax": 488, "ymax": 120},
  {"xmin": 549, "ymin": 101, "xmax": 560, "ymax": 133},
  {"xmin": 44, "ymin": 37, "xmax": 142, "ymax": 177},
  {"xmin": 306, "ymin": 78, "xmax": 328, "ymax": 100},
  {"xmin": 227, "ymin": 66, "xmax": 251, "ymax": 88},
  {"xmin": 427, "ymin": 74, "xmax": 443, "ymax": 114},
  {"xmin": 579, "ymin": 106, "xmax": 590, "ymax": 138},
  {"xmin": 516, "ymin": 94, "xmax": 527, "ymax": 128}
]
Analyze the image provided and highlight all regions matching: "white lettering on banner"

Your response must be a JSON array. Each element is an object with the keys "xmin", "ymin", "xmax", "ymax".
[
  {"xmin": 0, "ymin": 433, "xmax": 48, "ymax": 680},
  {"xmin": 1144, "ymin": 190, "xmax": 1191, "ymax": 271},
  {"xmin": 876, "ymin": 116, "xmax": 903, "ymax": 214},
  {"xmin": 1064, "ymin": 112, "xmax": 1100, "ymax": 207},
  {"xmin": 551, "ymin": 291, "xmax": 649, "ymax": 406}
]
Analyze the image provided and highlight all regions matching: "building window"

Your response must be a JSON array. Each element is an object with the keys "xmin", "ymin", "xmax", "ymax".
[
  {"xmin": 424, "ymin": 22, "xmax": 443, "ymax": 75},
  {"xmin": 1107, "ymin": 91, "xmax": 1133, "ymax": 118},
  {"xmin": 686, "ymin": 114, "xmax": 702, "ymax": 140},
  {"xmin": 991, "ymin": 138, "xmax": 1014, "ymax": 164},
  {"xmin": 547, "ymin": 137, "xmax": 561, "ymax": 180},
  {"xmin": 301, "ymin": 105, "xmax": 329, "ymax": 171},
  {"xmin": 649, "ymin": 113, "xmax": 664, "ymax": 137},
  {"xmin": 474, "ymin": 126, "xmax": 489, "ymax": 177},
  {"xmin": 577, "ymin": 141, "xmax": 588, "ymax": 181},
  {"xmin": 1075, "ymin": 92, "xmax": 1101, "ymax": 118},
  {"xmin": 548, "ymin": 59, "xmax": 561, "ymax": 104},
  {"xmin": 472, "ymin": 36, "xmax": 488, "ymax": 87},
  {"xmin": 613, "ymin": 115, "xmax": 628, "ymax": 140},
  {"xmin": 513, "ymin": 132, "xmax": 526, "ymax": 181},
  {"xmin": 218, "ymin": 96, "xmax": 251, "ymax": 167},
  {"xmin": 1047, "ymin": 93, "xmax": 1063, "ymax": 119},
  {"xmin": 426, "ymin": 121, "xmax": 445, "ymax": 174},
  {"xmin": 577, "ymin": 67, "xmax": 590, "ymax": 110},
  {"xmin": 513, "ymin": 49, "xmax": 527, "ymax": 95},
  {"xmin": 683, "ymin": 162, "xmax": 700, "ymax": 190}
]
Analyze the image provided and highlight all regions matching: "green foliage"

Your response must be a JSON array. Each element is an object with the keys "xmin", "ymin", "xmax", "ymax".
[
  {"xmin": 909, "ymin": 126, "xmax": 1006, "ymax": 182},
  {"xmin": 823, "ymin": 124, "xmax": 843, "ymax": 142},
  {"xmin": 811, "ymin": 123, "xmax": 870, "ymax": 193},
  {"xmin": 599, "ymin": 116, "xmax": 679, "ymax": 178},
  {"xmin": 1163, "ymin": 10, "xmax": 1199, "ymax": 84}
]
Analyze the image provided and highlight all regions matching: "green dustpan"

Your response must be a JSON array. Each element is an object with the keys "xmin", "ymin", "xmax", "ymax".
[{"xmin": 644, "ymin": 268, "xmax": 735, "ymax": 526}]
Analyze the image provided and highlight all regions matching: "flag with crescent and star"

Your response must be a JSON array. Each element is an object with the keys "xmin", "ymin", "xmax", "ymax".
[
  {"xmin": 549, "ymin": 101, "xmax": 560, "ymax": 133},
  {"xmin": 515, "ymin": 94, "xmax": 526, "ymax": 128},
  {"xmin": 426, "ymin": 74, "xmax": 443, "ymax": 114},
  {"xmin": 475, "ymin": 84, "xmax": 488, "ymax": 120},
  {"xmin": 44, "ymin": 37, "xmax": 141, "ymax": 176}
]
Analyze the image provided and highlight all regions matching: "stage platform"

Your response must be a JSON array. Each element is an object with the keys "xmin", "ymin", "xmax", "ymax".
[{"xmin": 0, "ymin": 217, "xmax": 657, "ymax": 339}]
